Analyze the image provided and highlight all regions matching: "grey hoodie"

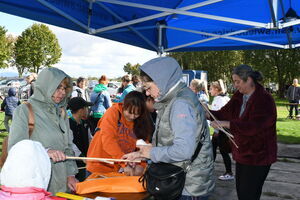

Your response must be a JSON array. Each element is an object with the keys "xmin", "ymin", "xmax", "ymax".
[
  {"xmin": 8, "ymin": 67, "xmax": 77, "ymax": 194},
  {"xmin": 141, "ymin": 57, "xmax": 183, "ymax": 99},
  {"xmin": 140, "ymin": 57, "xmax": 214, "ymax": 197}
]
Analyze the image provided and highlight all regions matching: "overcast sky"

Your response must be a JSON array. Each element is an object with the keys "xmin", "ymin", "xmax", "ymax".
[{"xmin": 0, "ymin": 12, "xmax": 158, "ymax": 79}]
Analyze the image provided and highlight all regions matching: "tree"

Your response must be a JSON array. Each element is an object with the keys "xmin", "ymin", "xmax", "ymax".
[
  {"xmin": 0, "ymin": 26, "xmax": 14, "ymax": 69},
  {"xmin": 123, "ymin": 62, "xmax": 141, "ymax": 75},
  {"xmin": 14, "ymin": 24, "xmax": 62, "ymax": 76},
  {"xmin": 169, "ymin": 51, "xmax": 242, "ymax": 83},
  {"xmin": 242, "ymin": 49, "xmax": 300, "ymax": 97}
]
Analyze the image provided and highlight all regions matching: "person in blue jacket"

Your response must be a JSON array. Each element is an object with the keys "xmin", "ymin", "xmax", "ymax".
[
  {"xmin": 113, "ymin": 75, "xmax": 135, "ymax": 103},
  {"xmin": 1, "ymin": 88, "xmax": 21, "ymax": 132},
  {"xmin": 90, "ymin": 75, "xmax": 112, "ymax": 132}
]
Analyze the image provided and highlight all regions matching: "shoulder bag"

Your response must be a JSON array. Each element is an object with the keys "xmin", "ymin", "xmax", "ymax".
[
  {"xmin": 139, "ymin": 131, "xmax": 204, "ymax": 200},
  {"xmin": 0, "ymin": 102, "xmax": 35, "ymax": 168}
]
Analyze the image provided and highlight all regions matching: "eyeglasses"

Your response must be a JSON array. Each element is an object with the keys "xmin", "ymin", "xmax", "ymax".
[
  {"xmin": 56, "ymin": 85, "xmax": 67, "ymax": 91},
  {"xmin": 144, "ymin": 86, "xmax": 151, "ymax": 92}
]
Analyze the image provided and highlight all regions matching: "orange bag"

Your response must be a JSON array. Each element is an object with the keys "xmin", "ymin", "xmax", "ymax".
[{"xmin": 76, "ymin": 172, "xmax": 146, "ymax": 194}]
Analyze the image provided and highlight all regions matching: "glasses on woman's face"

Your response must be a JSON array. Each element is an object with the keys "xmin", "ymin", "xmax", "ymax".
[
  {"xmin": 143, "ymin": 84, "xmax": 152, "ymax": 92},
  {"xmin": 56, "ymin": 84, "xmax": 67, "ymax": 92}
]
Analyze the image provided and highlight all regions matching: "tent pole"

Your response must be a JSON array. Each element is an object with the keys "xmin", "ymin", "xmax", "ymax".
[
  {"xmin": 157, "ymin": 23, "xmax": 164, "ymax": 55},
  {"xmin": 279, "ymin": 0, "xmax": 293, "ymax": 48},
  {"xmin": 268, "ymin": 0, "xmax": 278, "ymax": 28},
  {"xmin": 87, "ymin": 1, "xmax": 93, "ymax": 33}
]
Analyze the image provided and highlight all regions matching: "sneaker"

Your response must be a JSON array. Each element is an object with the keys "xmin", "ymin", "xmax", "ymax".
[{"xmin": 218, "ymin": 173, "xmax": 234, "ymax": 181}]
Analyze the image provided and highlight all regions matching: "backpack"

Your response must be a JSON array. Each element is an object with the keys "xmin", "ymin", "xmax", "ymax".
[{"xmin": 0, "ymin": 102, "xmax": 35, "ymax": 168}]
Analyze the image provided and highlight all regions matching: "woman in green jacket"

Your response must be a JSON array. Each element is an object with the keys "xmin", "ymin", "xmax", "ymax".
[{"xmin": 8, "ymin": 67, "xmax": 78, "ymax": 194}]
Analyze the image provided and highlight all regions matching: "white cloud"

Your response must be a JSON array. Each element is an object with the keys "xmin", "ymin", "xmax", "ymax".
[
  {"xmin": 2, "ymin": 21, "xmax": 158, "ymax": 79},
  {"xmin": 48, "ymin": 25, "xmax": 158, "ymax": 78}
]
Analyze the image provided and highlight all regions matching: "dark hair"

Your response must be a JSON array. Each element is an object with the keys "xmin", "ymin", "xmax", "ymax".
[
  {"xmin": 140, "ymin": 70, "xmax": 153, "ymax": 83},
  {"xmin": 77, "ymin": 77, "xmax": 86, "ymax": 86},
  {"xmin": 232, "ymin": 64, "xmax": 263, "ymax": 84},
  {"xmin": 123, "ymin": 91, "xmax": 154, "ymax": 140}
]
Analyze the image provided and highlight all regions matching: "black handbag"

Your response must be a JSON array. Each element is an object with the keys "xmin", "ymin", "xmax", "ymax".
[{"xmin": 139, "ymin": 132, "xmax": 204, "ymax": 200}]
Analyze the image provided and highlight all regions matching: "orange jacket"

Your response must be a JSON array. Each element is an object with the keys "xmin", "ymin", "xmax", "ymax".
[{"xmin": 87, "ymin": 103, "xmax": 137, "ymax": 173}]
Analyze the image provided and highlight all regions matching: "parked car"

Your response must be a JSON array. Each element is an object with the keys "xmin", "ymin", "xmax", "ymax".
[
  {"xmin": 107, "ymin": 82, "xmax": 121, "ymax": 98},
  {"xmin": 87, "ymin": 80, "xmax": 121, "ymax": 98},
  {"xmin": 0, "ymin": 78, "xmax": 26, "ymax": 98}
]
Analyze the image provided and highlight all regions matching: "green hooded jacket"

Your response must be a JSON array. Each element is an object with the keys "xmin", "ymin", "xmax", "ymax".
[{"xmin": 8, "ymin": 67, "xmax": 78, "ymax": 194}]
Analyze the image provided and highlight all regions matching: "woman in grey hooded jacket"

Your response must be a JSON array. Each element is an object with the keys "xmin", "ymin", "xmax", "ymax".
[
  {"xmin": 8, "ymin": 67, "xmax": 78, "ymax": 194},
  {"xmin": 123, "ymin": 57, "xmax": 214, "ymax": 200}
]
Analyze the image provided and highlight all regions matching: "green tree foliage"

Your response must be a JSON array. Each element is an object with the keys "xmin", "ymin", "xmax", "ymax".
[
  {"xmin": 0, "ymin": 26, "xmax": 14, "ymax": 68},
  {"xmin": 14, "ymin": 24, "xmax": 62, "ymax": 76},
  {"xmin": 123, "ymin": 62, "xmax": 141, "ymax": 75},
  {"xmin": 169, "ymin": 51, "xmax": 242, "ymax": 83},
  {"xmin": 242, "ymin": 49, "xmax": 300, "ymax": 97}
]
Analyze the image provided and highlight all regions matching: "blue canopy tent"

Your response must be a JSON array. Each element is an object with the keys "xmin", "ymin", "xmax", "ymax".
[{"xmin": 0, "ymin": 0, "xmax": 300, "ymax": 54}]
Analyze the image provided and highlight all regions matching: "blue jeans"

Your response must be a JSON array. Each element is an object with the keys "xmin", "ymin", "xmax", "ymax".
[{"xmin": 179, "ymin": 195, "xmax": 209, "ymax": 200}]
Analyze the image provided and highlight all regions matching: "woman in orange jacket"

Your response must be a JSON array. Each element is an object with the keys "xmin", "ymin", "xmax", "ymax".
[{"xmin": 87, "ymin": 91, "xmax": 154, "ymax": 175}]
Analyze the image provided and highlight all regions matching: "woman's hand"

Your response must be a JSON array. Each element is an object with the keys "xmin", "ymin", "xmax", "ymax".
[
  {"xmin": 122, "ymin": 151, "xmax": 142, "ymax": 161},
  {"xmin": 122, "ymin": 144, "xmax": 153, "ymax": 161},
  {"xmin": 137, "ymin": 145, "xmax": 152, "ymax": 159},
  {"xmin": 67, "ymin": 176, "xmax": 79, "ymax": 192},
  {"xmin": 47, "ymin": 149, "xmax": 66, "ymax": 162},
  {"xmin": 211, "ymin": 120, "xmax": 230, "ymax": 129},
  {"xmin": 123, "ymin": 165, "xmax": 145, "ymax": 176}
]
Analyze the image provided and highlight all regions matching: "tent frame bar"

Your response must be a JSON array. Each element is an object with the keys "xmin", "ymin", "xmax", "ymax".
[
  {"xmin": 93, "ymin": 0, "xmax": 222, "ymax": 34},
  {"xmin": 164, "ymin": 26, "xmax": 286, "ymax": 51},
  {"xmin": 36, "ymin": 0, "xmax": 89, "ymax": 31},
  {"xmin": 94, "ymin": 0, "xmax": 268, "ymax": 34},
  {"xmin": 95, "ymin": 1, "xmax": 159, "ymax": 51}
]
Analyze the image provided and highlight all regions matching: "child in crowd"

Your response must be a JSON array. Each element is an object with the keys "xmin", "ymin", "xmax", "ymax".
[
  {"xmin": 68, "ymin": 97, "xmax": 93, "ymax": 182},
  {"xmin": 0, "ymin": 140, "xmax": 66, "ymax": 200},
  {"xmin": 189, "ymin": 79, "xmax": 209, "ymax": 104},
  {"xmin": 209, "ymin": 79, "xmax": 234, "ymax": 181},
  {"xmin": 87, "ymin": 91, "xmax": 153, "ymax": 175},
  {"xmin": 0, "ymin": 88, "xmax": 21, "ymax": 132}
]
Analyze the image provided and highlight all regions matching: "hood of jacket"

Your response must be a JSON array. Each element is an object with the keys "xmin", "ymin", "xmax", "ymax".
[
  {"xmin": 0, "ymin": 140, "xmax": 51, "ymax": 190},
  {"xmin": 31, "ymin": 67, "xmax": 71, "ymax": 107},
  {"xmin": 140, "ymin": 57, "xmax": 183, "ymax": 99},
  {"xmin": 8, "ymin": 88, "xmax": 16, "ymax": 96},
  {"xmin": 93, "ymin": 83, "xmax": 107, "ymax": 93}
]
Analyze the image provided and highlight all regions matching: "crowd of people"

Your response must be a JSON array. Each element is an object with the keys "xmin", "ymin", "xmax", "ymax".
[{"xmin": 0, "ymin": 56, "xmax": 293, "ymax": 200}]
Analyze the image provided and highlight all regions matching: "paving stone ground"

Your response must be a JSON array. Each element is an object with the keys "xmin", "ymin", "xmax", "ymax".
[{"xmin": 209, "ymin": 143, "xmax": 300, "ymax": 200}]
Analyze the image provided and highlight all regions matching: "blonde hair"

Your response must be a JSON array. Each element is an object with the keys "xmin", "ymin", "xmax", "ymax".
[
  {"xmin": 211, "ymin": 79, "xmax": 226, "ymax": 94},
  {"xmin": 190, "ymin": 79, "xmax": 203, "ymax": 93}
]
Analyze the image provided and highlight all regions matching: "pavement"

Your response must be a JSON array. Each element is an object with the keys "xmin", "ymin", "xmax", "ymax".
[{"xmin": 209, "ymin": 143, "xmax": 300, "ymax": 200}]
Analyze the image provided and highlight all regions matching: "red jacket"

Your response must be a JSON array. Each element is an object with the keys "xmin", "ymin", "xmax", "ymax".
[{"xmin": 211, "ymin": 84, "xmax": 277, "ymax": 166}]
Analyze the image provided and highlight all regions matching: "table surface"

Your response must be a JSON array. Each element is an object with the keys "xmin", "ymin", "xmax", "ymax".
[{"xmin": 81, "ymin": 192, "xmax": 151, "ymax": 200}]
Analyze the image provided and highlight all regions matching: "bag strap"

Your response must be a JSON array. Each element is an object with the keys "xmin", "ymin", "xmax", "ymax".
[
  {"xmin": 92, "ymin": 91, "xmax": 103, "ymax": 105},
  {"xmin": 24, "ymin": 102, "xmax": 35, "ymax": 137}
]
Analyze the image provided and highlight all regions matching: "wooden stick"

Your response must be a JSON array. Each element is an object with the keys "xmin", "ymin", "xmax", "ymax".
[
  {"xmin": 66, "ymin": 156, "xmax": 114, "ymax": 164},
  {"xmin": 200, "ymin": 101, "xmax": 239, "ymax": 148},
  {"xmin": 66, "ymin": 156, "xmax": 141, "ymax": 163}
]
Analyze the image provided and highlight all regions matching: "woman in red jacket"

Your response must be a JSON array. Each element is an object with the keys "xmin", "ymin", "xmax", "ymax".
[{"xmin": 209, "ymin": 64, "xmax": 277, "ymax": 200}]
